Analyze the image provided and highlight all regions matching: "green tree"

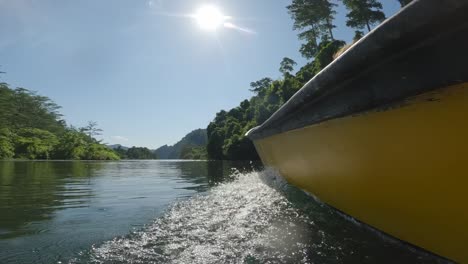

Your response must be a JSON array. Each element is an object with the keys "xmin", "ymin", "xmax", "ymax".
[
  {"xmin": 84, "ymin": 144, "xmax": 119, "ymax": 160},
  {"xmin": 207, "ymin": 127, "xmax": 225, "ymax": 160},
  {"xmin": 180, "ymin": 146, "xmax": 207, "ymax": 160},
  {"xmin": 80, "ymin": 121, "xmax": 103, "ymax": 138},
  {"xmin": 52, "ymin": 128, "xmax": 88, "ymax": 159},
  {"xmin": 299, "ymin": 41, "xmax": 320, "ymax": 60},
  {"xmin": 249, "ymin": 78, "xmax": 273, "ymax": 95},
  {"xmin": 342, "ymin": 0, "xmax": 386, "ymax": 32},
  {"xmin": 279, "ymin": 57, "xmax": 297, "ymax": 76},
  {"xmin": 288, "ymin": 0, "xmax": 337, "ymax": 58},
  {"xmin": 14, "ymin": 128, "xmax": 58, "ymax": 159},
  {"xmin": 311, "ymin": 40, "xmax": 346, "ymax": 74},
  {"xmin": 0, "ymin": 128, "xmax": 15, "ymax": 159}
]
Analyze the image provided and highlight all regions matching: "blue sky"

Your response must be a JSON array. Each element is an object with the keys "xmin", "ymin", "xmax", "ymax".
[{"xmin": 0, "ymin": 0, "xmax": 400, "ymax": 148}]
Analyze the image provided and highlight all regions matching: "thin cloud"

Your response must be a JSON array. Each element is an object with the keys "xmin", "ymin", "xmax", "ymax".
[{"xmin": 111, "ymin": 136, "xmax": 129, "ymax": 142}]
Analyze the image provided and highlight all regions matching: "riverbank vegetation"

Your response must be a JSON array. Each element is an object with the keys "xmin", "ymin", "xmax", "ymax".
[
  {"xmin": 180, "ymin": 146, "xmax": 208, "ymax": 160},
  {"xmin": 0, "ymin": 83, "xmax": 119, "ymax": 160},
  {"xmin": 113, "ymin": 146, "xmax": 157, "ymax": 160},
  {"xmin": 206, "ymin": 0, "xmax": 411, "ymax": 160}
]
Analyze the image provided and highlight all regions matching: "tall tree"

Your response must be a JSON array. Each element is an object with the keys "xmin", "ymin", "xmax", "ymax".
[
  {"xmin": 342, "ymin": 0, "xmax": 386, "ymax": 32},
  {"xmin": 398, "ymin": 0, "xmax": 412, "ymax": 7},
  {"xmin": 279, "ymin": 57, "xmax": 297, "ymax": 76},
  {"xmin": 287, "ymin": 0, "xmax": 337, "ymax": 58},
  {"xmin": 249, "ymin": 78, "xmax": 273, "ymax": 94},
  {"xmin": 80, "ymin": 121, "xmax": 103, "ymax": 138}
]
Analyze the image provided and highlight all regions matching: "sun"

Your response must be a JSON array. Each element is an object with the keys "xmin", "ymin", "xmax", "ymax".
[{"xmin": 195, "ymin": 5, "xmax": 225, "ymax": 31}]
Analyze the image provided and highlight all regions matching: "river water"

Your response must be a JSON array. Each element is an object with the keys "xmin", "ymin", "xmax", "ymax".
[{"xmin": 0, "ymin": 160, "xmax": 445, "ymax": 263}]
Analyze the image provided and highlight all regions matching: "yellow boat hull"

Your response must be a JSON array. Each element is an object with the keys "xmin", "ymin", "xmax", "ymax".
[{"xmin": 253, "ymin": 83, "xmax": 468, "ymax": 262}]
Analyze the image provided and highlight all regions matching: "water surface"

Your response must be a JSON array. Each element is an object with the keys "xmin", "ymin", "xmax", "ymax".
[{"xmin": 0, "ymin": 161, "xmax": 445, "ymax": 263}]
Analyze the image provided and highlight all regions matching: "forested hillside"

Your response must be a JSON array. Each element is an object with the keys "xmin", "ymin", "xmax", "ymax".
[
  {"xmin": 155, "ymin": 129, "xmax": 207, "ymax": 159},
  {"xmin": 206, "ymin": 0, "xmax": 411, "ymax": 160},
  {"xmin": 0, "ymin": 83, "xmax": 119, "ymax": 160}
]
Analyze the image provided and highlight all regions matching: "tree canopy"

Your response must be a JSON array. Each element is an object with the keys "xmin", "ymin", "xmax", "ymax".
[
  {"xmin": 287, "ymin": 0, "xmax": 338, "ymax": 58},
  {"xmin": 279, "ymin": 57, "xmax": 298, "ymax": 76},
  {"xmin": 342, "ymin": 0, "xmax": 386, "ymax": 32},
  {"xmin": 249, "ymin": 78, "xmax": 273, "ymax": 95},
  {"xmin": 180, "ymin": 146, "xmax": 208, "ymax": 160}
]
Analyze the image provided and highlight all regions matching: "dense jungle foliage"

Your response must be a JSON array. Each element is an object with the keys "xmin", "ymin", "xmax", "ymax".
[
  {"xmin": 0, "ymin": 83, "xmax": 119, "ymax": 160},
  {"xmin": 113, "ymin": 146, "xmax": 157, "ymax": 160}
]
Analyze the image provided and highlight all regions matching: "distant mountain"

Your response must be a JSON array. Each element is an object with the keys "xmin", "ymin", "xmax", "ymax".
[
  {"xmin": 107, "ymin": 144, "xmax": 129, "ymax": 150},
  {"xmin": 155, "ymin": 129, "xmax": 207, "ymax": 159}
]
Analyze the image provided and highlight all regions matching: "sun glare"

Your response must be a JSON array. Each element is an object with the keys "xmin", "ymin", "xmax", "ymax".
[{"xmin": 195, "ymin": 5, "xmax": 225, "ymax": 31}]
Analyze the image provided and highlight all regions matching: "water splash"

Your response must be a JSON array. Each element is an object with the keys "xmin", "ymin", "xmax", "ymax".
[{"xmin": 71, "ymin": 169, "xmax": 446, "ymax": 264}]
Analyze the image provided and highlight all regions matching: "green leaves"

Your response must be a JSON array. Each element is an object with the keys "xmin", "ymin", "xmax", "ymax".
[
  {"xmin": 288, "ymin": 0, "xmax": 337, "ymax": 39},
  {"xmin": 80, "ymin": 121, "xmax": 103, "ymax": 138},
  {"xmin": 0, "ymin": 128, "xmax": 15, "ymax": 159},
  {"xmin": 288, "ymin": 0, "xmax": 337, "ymax": 58},
  {"xmin": 342, "ymin": 0, "xmax": 386, "ymax": 32},
  {"xmin": 53, "ymin": 129, "xmax": 88, "ymax": 159},
  {"xmin": 279, "ymin": 57, "xmax": 297, "ymax": 76},
  {"xmin": 84, "ymin": 144, "xmax": 120, "ymax": 160},
  {"xmin": 311, "ymin": 40, "xmax": 347, "ymax": 74},
  {"xmin": 180, "ymin": 146, "xmax": 207, "ymax": 160},
  {"xmin": 249, "ymin": 78, "xmax": 273, "ymax": 94},
  {"xmin": 14, "ymin": 128, "xmax": 58, "ymax": 159}
]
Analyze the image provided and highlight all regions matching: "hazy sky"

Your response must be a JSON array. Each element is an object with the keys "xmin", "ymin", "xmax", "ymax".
[{"xmin": 0, "ymin": 0, "xmax": 400, "ymax": 148}]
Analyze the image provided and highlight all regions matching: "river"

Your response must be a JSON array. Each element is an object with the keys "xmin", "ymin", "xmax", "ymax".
[{"xmin": 0, "ymin": 160, "xmax": 444, "ymax": 263}]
